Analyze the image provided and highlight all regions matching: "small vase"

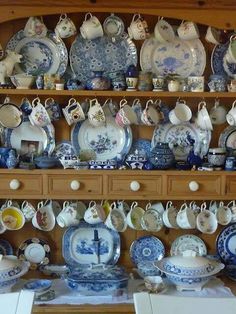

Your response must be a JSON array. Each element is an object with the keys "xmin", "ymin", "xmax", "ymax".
[
  {"xmin": 6, "ymin": 149, "xmax": 18, "ymax": 169},
  {"xmin": 86, "ymin": 71, "xmax": 111, "ymax": 90},
  {"xmin": 168, "ymin": 80, "xmax": 180, "ymax": 92},
  {"xmin": 149, "ymin": 142, "xmax": 175, "ymax": 169}
]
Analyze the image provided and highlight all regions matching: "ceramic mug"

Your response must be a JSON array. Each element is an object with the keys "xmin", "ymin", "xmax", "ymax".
[
  {"xmin": 24, "ymin": 16, "xmax": 47, "ymax": 38},
  {"xmin": 141, "ymin": 99, "xmax": 161, "ymax": 126},
  {"xmin": 21, "ymin": 200, "xmax": 36, "ymax": 221},
  {"xmin": 177, "ymin": 20, "xmax": 199, "ymax": 40},
  {"xmin": 226, "ymin": 100, "xmax": 236, "ymax": 126},
  {"xmin": 1, "ymin": 200, "xmax": 25, "ymax": 231},
  {"xmin": 141, "ymin": 202, "xmax": 163, "ymax": 232},
  {"xmin": 196, "ymin": 202, "xmax": 218, "ymax": 234},
  {"xmin": 128, "ymin": 14, "xmax": 149, "ymax": 40},
  {"xmin": 176, "ymin": 202, "xmax": 196, "ymax": 229},
  {"xmin": 32, "ymin": 200, "xmax": 55, "ymax": 231},
  {"xmin": 84, "ymin": 201, "xmax": 106, "ymax": 224},
  {"xmin": 55, "ymin": 13, "xmax": 77, "ymax": 38},
  {"xmin": 209, "ymin": 99, "xmax": 227, "ymax": 125},
  {"xmin": 215, "ymin": 201, "xmax": 232, "ymax": 225},
  {"xmin": 56, "ymin": 201, "xmax": 83, "ymax": 228},
  {"xmin": 30, "ymin": 97, "xmax": 51, "ymax": 127},
  {"xmin": 196, "ymin": 101, "xmax": 213, "ymax": 131},
  {"xmin": 188, "ymin": 76, "xmax": 204, "ymax": 92},
  {"xmin": 115, "ymin": 99, "xmax": 138, "ymax": 127},
  {"xmin": 45, "ymin": 97, "xmax": 62, "ymax": 121},
  {"xmin": 154, "ymin": 17, "xmax": 175, "ymax": 42},
  {"xmin": 162, "ymin": 201, "xmax": 179, "ymax": 229},
  {"xmin": 126, "ymin": 201, "xmax": 145, "ymax": 230},
  {"xmin": 104, "ymin": 202, "xmax": 127, "ymax": 232},
  {"xmin": 87, "ymin": 98, "xmax": 106, "ymax": 127},
  {"xmin": 62, "ymin": 98, "xmax": 85, "ymax": 126},
  {"xmin": 168, "ymin": 99, "xmax": 192, "ymax": 125},
  {"xmin": 80, "ymin": 12, "xmax": 103, "ymax": 40}
]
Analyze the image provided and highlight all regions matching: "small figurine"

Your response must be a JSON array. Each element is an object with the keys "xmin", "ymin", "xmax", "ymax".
[{"xmin": 0, "ymin": 50, "xmax": 22, "ymax": 85}]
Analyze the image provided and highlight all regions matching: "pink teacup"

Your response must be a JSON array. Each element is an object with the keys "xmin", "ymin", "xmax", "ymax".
[{"xmin": 115, "ymin": 99, "xmax": 138, "ymax": 127}]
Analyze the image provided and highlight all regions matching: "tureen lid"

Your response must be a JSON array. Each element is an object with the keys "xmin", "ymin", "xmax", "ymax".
[{"xmin": 167, "ymin": 250, "xmax": 211, "ymax": 268}]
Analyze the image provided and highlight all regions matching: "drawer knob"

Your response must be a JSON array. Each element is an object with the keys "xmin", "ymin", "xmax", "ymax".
[
  {"xmin": 189, "ymin": 181, "xmax": 199, "ymax": 192},
  {"xmin": 9, "ymin": 179, "xmax": 20, "ymax": 190},
  {"xmin": 70, "ymin": 180, "xmax": 80, "ymax": 191},
  {"xmin": 130, "ymin": 181, "xmax": 140, "ymax": 192}
]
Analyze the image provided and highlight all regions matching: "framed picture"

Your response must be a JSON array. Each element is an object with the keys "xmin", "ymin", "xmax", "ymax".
[{"xmin": 20, "ymin": 140, "xmax": 40, "ymax": 157}]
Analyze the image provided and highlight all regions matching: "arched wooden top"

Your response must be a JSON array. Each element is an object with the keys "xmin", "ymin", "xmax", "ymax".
[{"xmin": 0, "ymin": 0, "xmax": 236, "ymax": 29}]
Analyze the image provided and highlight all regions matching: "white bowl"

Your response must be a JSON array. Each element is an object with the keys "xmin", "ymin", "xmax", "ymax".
[{"xmin": 10, "ymin": 74, "xmax": 35, "ymax": 89}]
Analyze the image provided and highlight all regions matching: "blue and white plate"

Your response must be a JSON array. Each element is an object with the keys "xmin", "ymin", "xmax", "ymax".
[
  {"xmin": 62, "ymin": 221, "xmax": 120, "ymax": 268},
  {"xmin": 71, "ymin": 116, "xmax": 132, "ymax": 161},
  {"xmin": 211, "ymin": 42, "xmax": 236, "ymax": 78},
  {"xmin": 216, "ymin": 223, "xmax": 236, "ymax": 264},
  {"xmin": 23, "ymin": 279, "xmax": 52, "ymax": 292},
  {"xmin": 218, "ymin": 126, "xmax": 236, "ymax": 149},
  {"xmin": 151, "ymin": 122, "xmax": 211, "ymax": 161},
  {"xmin": 70, "ymin": 33, "xmax": 137, "ymax": 83},
  {"xmin": 0, "ymin": 239, "xmax": 13, "ymax": 255},
  {"xmin": 3, "ymin": 116, "xmax": 55, "ymax": 156},
  {"xmin": 151, "ymin": 38, "xmax": 206, "ymax": 77},
  {"xmin": 129, "ymin": 235, "xmax": 165, "ymax": 266},
  {"xmin": 6, "ymin": 30, "xmax": 68, "ymax": 76},
  {"xmin": 129, "ymin": 139, "xmax": 151, "ymax": 158},
  {"xmin": 170, "ymin": 234, "xmax": 207, "ymax": 257},
  {"xmin": 52, "ymin": 140, "xmax": 76, "ymax": 159}
]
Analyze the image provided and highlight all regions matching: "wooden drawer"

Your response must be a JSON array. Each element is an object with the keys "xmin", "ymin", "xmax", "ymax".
[
  {"xmin": 47, "ymin": 174, "xmax": 103, "ymax": 199},
  {"xmin": 107, "ymin": 175, "xmax": 162, "ymax": 199},
  {"xmin": 226, "ymin": 176, "xmax": 236, "ymax": 196},
  {"xmin": 0, "ymin": 174, "xmax": 43, "ymax": 198},
  {"xmin": 167, "ymin": 175, "xmax": 222, "ymax": 198}
]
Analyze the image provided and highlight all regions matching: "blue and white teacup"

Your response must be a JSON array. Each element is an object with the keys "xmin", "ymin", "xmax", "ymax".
[
  {"xmin": 62, "ymin": 98, "xmax": 85, "ymax": 126},
  {"xmin": 45, "ymin": 97, "xmax": 62, "ymax": 121}
]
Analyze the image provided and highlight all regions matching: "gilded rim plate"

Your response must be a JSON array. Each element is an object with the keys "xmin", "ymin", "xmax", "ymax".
[{"xmin": 170, "ymin": 234, "xmax": 207, "ymax": 256}]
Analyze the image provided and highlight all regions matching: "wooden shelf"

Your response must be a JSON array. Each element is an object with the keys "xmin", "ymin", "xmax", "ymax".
[{"xmin": 1, "ymin": 89, "xmax": 236, "ymax": 98}]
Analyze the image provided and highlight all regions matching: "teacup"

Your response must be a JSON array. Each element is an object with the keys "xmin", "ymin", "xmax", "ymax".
[
  {"xmin": 177, "ymin": 20, "xmax": 199, "ymax": 40},
  {"xmin": 176, "ymin": 203, "xmax": 196, "ymax": 229},
  {"xmin": 55, "ymin": 13, "xmax": 77, "ymax": 38},
  {"xmin": 45, "ymin": 97, "xmax": 62, "ymax": 121},
  {"xmin": 1, "ymin": 200, "xmax": 25, "ymax": 231},
  {"xmin": 227, "ymin": 200, "xmax": 236, "ymax": 222},
  {"xmin": 102, "ymin": 98, "xmax": 119, "ymax": 117},
  {"xmin": 205, "ymin": 26, "xmax": 221, "ymax": 44},
  {"xmin": 21, "ymin": 200, "xmax": 36, "ymax": 221},
  {"xmin": 141, "ymin": 99, "xmax": 161, "ymax": 126},
  {"xmin": 148, "ymin": 202, "xmax": 165, "ymax": 215},
  {"xmin": 226, "ymin": 100, "xmax": 236, "ymax": 126},
  {"xmin": 0, "ymin": 211, "xmax": 7, "ymax": 234},
  {"xmin": 32, "ymin": 200, "xmax": 55, "ymax": 231},
  {"xmin": 62, "ymin": 98, "xmax": 85, "ymax": 126},
  {"xmin": 162, "ymin": 201, "xmax": 179, "ymax": 229},
  {"xmin": 196, "ymin": 202, "xmax": 218, "ymax": 234},
  {"xmin": 56, "ymin": 201, "xmax": 84, "ymax": 228},
  {"xmin": 168, "ymin": 99, "xmax": 192, "ymax": 125},
  {"xmin": 87, "ymin": 98, "xmax": 106, "ymax": 127},
  {"xmin": 84, "ymin": 201, "xmax": 106, "ymax": 224},
  {"xmin": 154, "ymin": 17, "xmax": 175, "ymax": 42},
  {"xmin": 141, "ymin": 202, "xmax": 163, "ymax": 232},
  {"xmin": 80, "ymin": 12, "xmax": 103, "ymax": 40},
  {"xmin": 209, "ymin": 200, "xmax": 218, "ymax": 214},
  {"xmin": 195, "ymin": 101, "xmax": 213, "ymax": 131},
  {"xmin": 115, "ymin": 99, "xmax": 138, "ymax": 127},
  {"xmin": 215, "ymin": 201, "xmax": 232, "ymax": 225},
  {"xmin": 30, "ymin": 97, "xmax": 51, "ymax": 127},
  {"xmin": 126, "ymin": 201, "xmax": 145, "ymax": 230},
  {"xmin": 209, "ymin": 99, "xmax": 227, "ymax": 125},
  {"xmin": 225, "ymin": 35, "xmax": 236, "ymax": 63},
  {"xmin": 24, "ymin": 16, "xmax": 47, "ymax": 38},
  {"xmin": 144, "ymin": 276, "xmax": 165, "ymax": 293},
  {"xmin": 104, "ymin": 202, "xmax": 127, "ymax": 232},
  {"xmin": 128, "ymin": 14, "xmax": 149, "ymax": 40},
  {"xmin": 116, "ymin": 200, "xmax": 130, "ymax": 214}
]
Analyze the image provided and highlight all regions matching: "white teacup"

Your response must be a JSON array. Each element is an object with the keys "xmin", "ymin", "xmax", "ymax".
[
  {"xmin": 141, "ymin": 203, "xmax": 163, "ymax": 232},
  {"xmin": 225, "ymin": 35, "xmax": 236, "ymax": 64},
  {"xmin": 196, "ymin": 202, "xmax": 218, "ymax": 234},
  {"xmin": 227, "ymin": 200, "xmax": 236, "ymax": 222},
  {"xmin": 226, "ymin": 100, "xmax": 236, "ymax": 126},
  {"xmin": 115, "ymin": 99, "xmax": 138, "ymax": 127},
  {"xmin": 176, "ymin": 203, "xmax": 196, "ymax": 229},
  {"xmin": 80, "ymin": 12, "xmax": 103, "ymax": 40},
  {"xmin": 141, "ymin": 99, "xmax": 161, "ymax": 126},
  {"xmin": 196, "ymin": 101, "xmax": 213, "ymax": 131},
  {"xmin": 162, "ymin": 201, "xmax": 179, "ymax": 229},
  {"xmin": 24, "ymin": 16, "xmax": 47, "ymax": 38},
  {"xmin": 104, "ymin": 202, "xmax": 127, "ymax": 232},
  {"xmin": 56, "ymin": 201, "xmax": 85, "ymax": 228},
  {"xmin": 30, "ymin": 97, "xmax": 51, "ymax": 127},
  {"xmin": 209, "ymin": 99, "xmax": 227, "ymax": 125},
  {"xmin": 215, "ymin": 201, "xmax": 232, "ymax": 225},
  {"xmin": 87, "ymin": 98, "xmax": 106, "ymax": 127},
  {"xmin": 126, "ymin": 201, "xmax": 145, "ymax": 230},
  {"xmin": 168, "ymin": 100, "xmax": 192, "ymax": 125},
  {"xmin": 177, "ymin": 20, "xmax": 199, "ymax": 40},
  {"xmin": 128, "ymin": 14, "xmax": 149, "ymax": 40},
  {"xmin": 84, "ymin": 201, "xmax": 106, "ymax": 224},
  {"xmin": 32, "ymin": 200, "xmax": 55, "ymax": 231},
  {"xmin": 154, "ymin": 17, "xmax": 175, "ymax": 42},
  {"xmin": 205, "ymin": 26, "xmax": 220, "ymax": 44},
  {"xmin": 62, "ymin": 98, "xmax": 85, "ymax": 126},
  {"xmin": 55, "ymin": 14, "xmax": 77, "ymax": 38},
  {"xmin": 21, "ymin": 201, "xmax": 36, "ymax": 221}
]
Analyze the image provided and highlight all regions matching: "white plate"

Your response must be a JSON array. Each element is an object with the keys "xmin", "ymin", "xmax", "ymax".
[
  {"xmin": 71, "ymin": 116, "xmax": 132, "ymax": 161},
  {"xmin": 170, "ymin": 234, "xmax": 207, "ymax": 256},
  {"xmin": 151, "ymin": 38, "xmax": 206, "ymax": 77},
  {"xmin": 151, "ymin": 122, "xmax": 211, "ymax": 161}
]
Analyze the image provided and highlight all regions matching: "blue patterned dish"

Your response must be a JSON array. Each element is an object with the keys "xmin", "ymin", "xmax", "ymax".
[
  {"xmin": 129, "ymin": 139, "xmax": 151, "ymax": 158},
  {"xmin": 216, "ymin": 223, "xmax": 236, "ymax": 264},
  {"xmin": 6, "ymin": 30, "xmax": 68, "ymax": 76},
  {"xmin": 52, "ymin": 140, "xmax": 76, "ymax": 159},
  {"xmin": 130, "ymin": 235, "xmax": 165, "ymax": 266},
  {"xmin": 71, "ymin": 116, "xmax": 132, "ymax": 161},
  {"xmin": 62, "ymin": 221, "xmax": 120, "ymax": 268},
  {"xmin": 0, "ymin": 239, "xmax": 13, "ymax": 256},
  {"xmin": 211, "ymin": 42, "xmax": 236, "ymax": 78},
  {"xmin": 70, "ymin": 33, "xmax": 137, "ymax": 83},
  {"xmin": 23, "ymin": 279, "xmax": 52, "ymax": 292}
]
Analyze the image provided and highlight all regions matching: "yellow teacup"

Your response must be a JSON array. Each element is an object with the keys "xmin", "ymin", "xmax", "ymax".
[{"xmin": 2, "ymin": 206, "xmax": 25, "ymax": 230}]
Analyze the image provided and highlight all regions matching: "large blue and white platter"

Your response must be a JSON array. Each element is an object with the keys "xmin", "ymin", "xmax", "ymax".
[
  {"xmin": 71, "ymin": 116, "xmax": 132, "ymax": 161},
  {"xmin": 216, "ymin": 223, "xmax": 236, "ymax": 264},
  {"xmin": 6, "ymin": 30, "xmax": 68, "ymax": 76},
  {"xmin": 211, "ymin": 42, "xmax": 236, "ymax": 78},
  {"xmin": 70, "ymin": 33, "xmax": 137, "ymax": 83},
  {"xmin": 62, "ymin": 221, "xmax": 120, "ymax": 268},
  {"xmin": 129, "ymin": 235, "xmax": 165, "ymax": 266}
]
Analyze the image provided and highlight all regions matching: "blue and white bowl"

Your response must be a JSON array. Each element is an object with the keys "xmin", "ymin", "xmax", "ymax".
[{"xmin": 23, "ymin": 279, "xmax": 52, "ymax": 293}]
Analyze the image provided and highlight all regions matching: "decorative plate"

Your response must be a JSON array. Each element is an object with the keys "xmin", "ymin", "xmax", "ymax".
[
  {"xmin": 17, "ymin": 238, "xmax": 50, "ymax": 270},
  {"xmin": 71, "ymin": 116, "xmax": 132, "ymax": 161},
  {"xmin": 129, "ymin": 235, "xmax": 165, "ymax": 266},
  {"xmin": 2, "ymin": 116, "xmax": 55, "ymax": 155},
  {"xmin": 140, "ymin": 35, "xmax": 157, "ymax": 72},
  {"xmin": 218, "ymin": 126, "xmax": 236, "ymax": 149},
  {"xmin": 52, "ymin": 140, "xmax": 76, "ymax": 159},
  {"xmin": 0, "ymin": 239, "xmax": 13, "ymax": 255},
  {"xmin": 151, "ymin": 38, "xmax": 206, "ymax": 77},
  {"xmin": 211, "ymin": 42, "xmax": 236, "ymax": 78},
  {"xmin": 151, "ymin": 122, "xmax": 211, "ymax": 161},
  {"xmin": 62, "ymin": 221, "xmax": 120, "ymax": 268},
  {"xmin": 170, "ymin": 235, "xmax": 207, "ymax": 257},
  {"xmin": 103, "ymin": 14, "xmax": 125, "ymax": 40},
  {"xmin": 6, "ymin": 30, "xmax": 68, "ymax": 76},
  {"xmin": 216, "ymin": 223, "xmax": 236, "ymax": 264},
  {"xmin": 70, "ymin": 33, "xmax": 137, "ymax": 83},
  {"xmin": 129, "ymin": 138, "xmax": 151, "ymax": 158}
]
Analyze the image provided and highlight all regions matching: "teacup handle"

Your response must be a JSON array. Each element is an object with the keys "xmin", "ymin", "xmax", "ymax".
[
  {"xmin": 59, "ymin": 13, "xmax": 67, "ymax": 22},
  {"xmin": 227, "ymin": 200, "xmax": 235, "ymax": 207},
  {"xmin": 21, "ymin": 97, "xmax": 30, "ymax": 105},
  {"xmin": 68, "ymin": 97, "xmax": 77, "ymax": 106},
  {"xmin": 179, "ymin": 203, "xmax": 187, "ymax": 211},
  {"xmin": 32, "ymin": 97, "xmax": 41, "ymax": 108},
  {"xmin": 158, "ymin": 16, "xmax": 164, "ymax": 21},
  {"xmin": 21, "ymin": 200, "xmax": 27, "ymax": 208},
  {"xmin": 119, "ymin": 98, "xmax": 127, "ymax": 109},
  {"xmin": 37, "ymin": 201, "xmax": 44, "ymax": 209},
  {"xmin": 132, "ymin": 14, "xmax": 141, "ymax": 22},
  {"xmin": 84, "ymin": 12, "xmax": 93, "ymax": 21},
  {"xmin": 145, "ymin": 99, "xmax": 154, "ymax": 109},
  {"xmin": 214, "ymin": 98, "xmax": 220, "ymax": 108},
  {"xmin": 4, "ymin": 96, "xmax": 10, "ymax": 104},
  {"xmin": 198, "ymin": 101, "xmax": 206, "ymax": 112},
  {"xmin": 145, "ymin": 202, "xmax": 151, "ymax": 210},
  {"xmin": 166, "ymin": 201, "xmax": 172, "ymax": 209},
  {"xmin": 7, "ymin": 200, "xmax": 12, "ymax": 207},
  {"xmin": 103, "ymin": 98, "xmax": 112, "ymax": 107},
  {"xmin": 231, "ymin": 100, "xmax": 236, "ymax": 109},
  {"xmin": 130, "ymin": 201, "xmax": 138, "ymax": 210},
  {"xmin": 63, "ymin": 201, "xmax": 70, "ymax": 209},
  {"xmin": 189, "ymin": 200, "xmax": 196, "ymax": 209},
  {"xmin": 230, "ymin": 35, "xmax": 236, "ymax": 42},
  {"xmin": 219, "ymin": 201, "xmax": 224, "ymax": 207},
  {"xmin": 45, "ymin": 97, "xmax": 54, "ymax": 108},
  {"xmin": 200, "ymin": 201, "xmax": 207, "ymax": 211},
  {"xmin": 44, "ymin": 199, "xmax": 52, "ymax": 207},
  {"xmin": 88, "ymin": 200, "xmax": 96, "ymax": 208},
  {"xmin": 176, "ymin": 98, "xmax": 186, "ymax": 105},
  {"xmin": 132, "ymin": 98, "xmax": 141, "ymax": 107},
  {"xmin": 89, "ymin": 98, "xmax": 99, "ymax": 108},
  {"xmin": 154, "ymin": 99, "xmax": 162, "ymax": 109},
  {"xmin": 110, "ymin": 202, "xmax": 116, "ymax": 210}
]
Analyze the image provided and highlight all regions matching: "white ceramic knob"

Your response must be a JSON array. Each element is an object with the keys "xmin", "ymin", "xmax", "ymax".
[
  {"xmin": 70, "ymin": 180, "xmax": 80, "ymax": 191},
  {"xmin": 189, "ymin": 181, "xmax": 199, "ymax": 192},
  {"xmin": 9, "ymin": 179, "xmax": 20, "ymax": 190},
  {"xmin": 130, "ymin": 181, "xmax": 140, "ymax": 192}
]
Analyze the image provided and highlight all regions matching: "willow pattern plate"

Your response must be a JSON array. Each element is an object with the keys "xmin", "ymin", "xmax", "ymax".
[
  {"xmin": 70, "ymin": 33, "xmax": 137, "ymax": 83},
  {"xmin": 211, "ymin": 42, "xmax": 236, "ymax": 78},
  {"xmin": 151, "ymin": 38, "xmax": 206, "ymax": 77},
  {"xmin": 218, "ymin": 126, "xmax": 236, "ymax": 149},
  {"xmin": 6, "ymin": 30, "xmax": 68, "ymax": 76},
  {"xmin": 170, "ymin": 235, "xmax": 207, "ymax": 257},
  {"xmin": 151, "ymin": 122, "xmax": 211, "ymax": 161}
]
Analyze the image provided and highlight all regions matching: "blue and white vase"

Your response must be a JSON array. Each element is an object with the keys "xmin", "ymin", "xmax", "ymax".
[
  {"xmin": 6, "ymin": 149, "xmax": 18, "ymax": 169},
  {"xmin": 86, "ymin": 71, "xmax": 111, "ymax": 90},
  {"xmin": 149, "ymin": 142, "xmax": 175, "ymax": 169},
  {"xmin": 36, "ymin": 75, "xmax": 44, "ymax": 89}
]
